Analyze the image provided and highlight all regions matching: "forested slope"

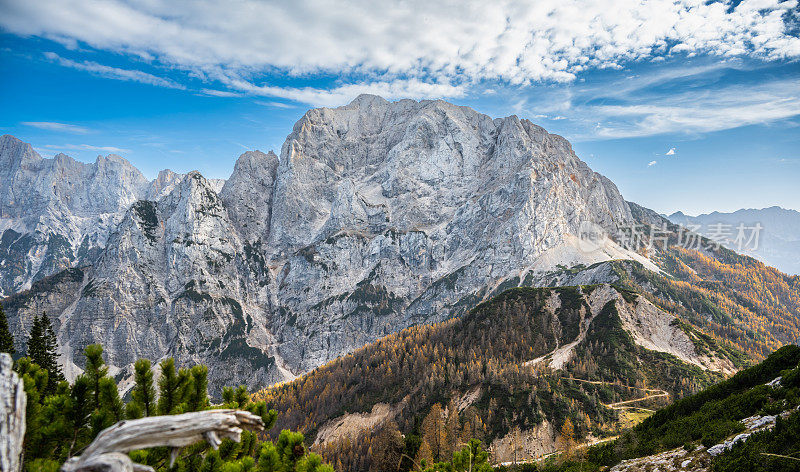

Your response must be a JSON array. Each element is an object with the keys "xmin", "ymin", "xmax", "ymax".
[{"xmin": 256, "ymin": 284, "xmax": 740, "ymax": 471}]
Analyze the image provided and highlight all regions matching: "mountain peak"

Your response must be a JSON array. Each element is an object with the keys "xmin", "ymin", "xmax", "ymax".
[
  {"xmin": 2, "ymin": 100, "xmax": 640, "ymax": 392},
  {"xmin": 346, "ymin": 93, "xmax": 389, "ymax": 108},
  {"xmin": 0, "ymin": 134, "xmax": 25, "ymax": 146},
  {"xmin": 220, "ymin": 149, "xmax": 279, "ymax": 242},
  {"xmin": 95, "ymin": 153, "xmax": 132, "ymax": 166},
  {"xmin": 0, "ymin": 134, "xmax": 40, "ymax": 168},
  {"xmin": 233, "ymin": 149, "xmax": 277, "ymax": 168}
]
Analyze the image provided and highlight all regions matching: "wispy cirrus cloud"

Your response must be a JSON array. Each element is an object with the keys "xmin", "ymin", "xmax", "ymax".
[
  {"xmin": 510, "ymin": 61, "xmax": 800, "ymax": 140},
  {"xmin": 200, "ymin": 89, "xmax": 243, "ymax": 97},
  {"xmin": 592, "ymin": 78, "xmax": 800, "ymax": 138},
  {"xmin": 40, "ymin": 143, "xmax": 130, "ymax": 154},
  {"xmin": 21, "ymin": 121, "xmax": 90, "ymax": 134},
  {"xmin": 43, "ymin": 52, "xmax": 184, "ymax": 89},
  {"xmin": 255, "ymin": 101, "xmax": 296, "ymax": 109},
  {"xmin": 220, "ymin": 77, "xmax": 466, "ymax": 108}
]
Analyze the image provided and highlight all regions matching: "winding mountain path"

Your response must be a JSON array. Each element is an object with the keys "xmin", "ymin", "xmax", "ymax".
[
  {"xmin": 491, "ymin": 377, "xmax": 670, "ymax": 468},
  {"xmin": 562, "ymin": 377, "xmax": 669, "ymax": 410}
]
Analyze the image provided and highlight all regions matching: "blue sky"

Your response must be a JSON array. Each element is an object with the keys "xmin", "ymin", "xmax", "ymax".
[{"xmin": 1, "ymin": 0, "xmax": 799, "ymax": 215}]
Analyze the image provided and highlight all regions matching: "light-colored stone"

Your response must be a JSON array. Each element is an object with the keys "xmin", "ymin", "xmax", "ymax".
[{"xmin": 0, "ymin": 353, "xmax": 26, "ymax": 472}]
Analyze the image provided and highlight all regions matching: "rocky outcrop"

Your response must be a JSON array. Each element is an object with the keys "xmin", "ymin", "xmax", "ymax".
[
  {"xmin": 220, "ymin": 150, "xmax": 278, "ymax": 243},
  {"xmin": 2, "ymin": 96, "xmax": 660, "ymax": 392},
  {"xmin": 261, "ymin": 96, "xmax": 636, "ymax": 375}
]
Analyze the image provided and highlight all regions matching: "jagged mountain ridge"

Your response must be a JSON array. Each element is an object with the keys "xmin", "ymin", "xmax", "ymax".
[
  {"xmin": 0, "ymin": 95, "xmax": 698, "ymax": 391},
  {"xmin": 0, "ymin": 135, "xmax": 197, "ymax": 297}
]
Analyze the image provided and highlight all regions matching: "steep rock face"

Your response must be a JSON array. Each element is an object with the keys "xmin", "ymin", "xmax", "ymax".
[
  {"xmin": 220, "ymin": 150, "xmax": 279, "ymax": 243},
  {"xmin": 52, "ymin": 172, "xmax": 283, "ymax": 389},
  {"xmin": 145, "ymin": 169, "xmax": 185, "ymax": 201},
  {"xmin": 2, "ymin": 96, "xmax": 650, "ymax": 391},
  {"xmin": 0, "ymin": 135, "xmax": 223, "ymax": 297},
  {"xmin": 264, "ymin": 96, "xmax": 634, "ymax": 373},
  {"xmin": 0, "ymin": 135, "xmax": 150, "ymax": 297}
]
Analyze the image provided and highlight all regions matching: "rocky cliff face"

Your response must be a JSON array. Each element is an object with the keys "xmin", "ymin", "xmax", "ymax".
[
  {"xmin": 2, "ymin": 96, "xmax": 651, "ymax": 393},
  {"xmin": 0, "ymin": 135, "xmax": 190, "ymax": 297},
  {"xmin": 261, "ymin": 96, "xmax": 636, "ymax": 374}
]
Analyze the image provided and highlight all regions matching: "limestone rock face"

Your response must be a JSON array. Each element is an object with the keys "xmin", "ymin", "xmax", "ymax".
[
  {"xmin": 220, "ymin": 150, "xmax": 279, "ymax": 243},
  {"xmin": 263, "ymin": 96, "xmax": 632, "ymax": 373},
  {"xmin": 0, "ymin": 135, "xmax": 207, "ymax": 298},
  {"xmin": 1, "ymin": 96, "xmax": 645, "ymax": 392},
  {"xmin": 0, "ymin": 135, "xmax": 151, "ymax": 297}
]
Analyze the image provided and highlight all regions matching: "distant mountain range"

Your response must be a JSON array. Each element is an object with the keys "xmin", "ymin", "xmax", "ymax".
[{"xmin": 668, "ymin": 207, "xmax": 800, "ymax": 275}]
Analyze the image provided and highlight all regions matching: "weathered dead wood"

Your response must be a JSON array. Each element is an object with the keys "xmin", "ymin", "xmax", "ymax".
[
  {"xmin": 0, "ymin": 353, "xmax": 26, "ymax": 472},
  {"xmin": 61, "ymin": 409, "xmax": 264, "ymax": 472}
]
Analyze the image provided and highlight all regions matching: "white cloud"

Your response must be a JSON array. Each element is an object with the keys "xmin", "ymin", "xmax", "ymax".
[
  {"xmin": 21, "ymin": 121, "xmax": 90, "ymax": 134},
  {"xmin": 255, "ymin": 101, "xmax": 296, "ymax": 109},
  {"xmin": 517, "ymin": 65, "xmax": 800, "ymax": 140},
  {"xmin": 1, "ymin": 0, "xmax": 797, "ymax": 97},
  {"xmin": 648, "ymin": 160, "xmax": 657, "ymax": 166},
  {"xmin": 43, "ymin": 52, "xmax": 185, "ymax": 89},
  {"xmin": 666, "ymin": 147, "xmax": 676, "ymax": 155},
  {"xmin": 592, "ymin": 77, "xmax": 800, "ymax": 138},
  {"xmin": 223, "ymin": 77, "xmax": 466, "ymax": 108},
  {"xmin": 504, "ymin": 60, "xmax": 800, "ymax": 140},
  {"xmin": 41, "ymin": 143, "xmax": 130, "ymax": 153},
  {"xmin": 200, "ymin": 89, "xmax": 242, "ymax": 97}
]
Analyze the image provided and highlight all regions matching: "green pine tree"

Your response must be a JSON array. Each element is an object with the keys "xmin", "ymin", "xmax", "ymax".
[
  {"xmin": 83, "ymin": 344, "xmax": 108, "ymax": 409},
  {"xmin": 26, "ymin": 315, "xmax": 65, "ymax": 393},
  {"xmin": 81, "ymin": 344, "xmax": 124, "ymax": 435},
  {"xmin": 201, "ymin": 449, "xmax": 223, "ymax": 472},
  {"xmin": 91, "ymin": 376, "xmax": 124, "ymax": 435},
  {"xmin": 158, "ymin": 357, "xmax": 188, "ymax": 415},
  {"xmin": 14, "ymin": 357, "xmax": 49, "ymax": 461},
  {"xmin": 26, "ymin": 315, "xmax": 44, "ymax": 364},
  {"xmin": 66, "ymin": 375, "xmax": 93, "ymax": 457},
  {"xmin": 0, "ymin": 303, "xmax": 15, "ymax": 355},
  {"xmin": 12, "ymin": 340, "xmax": 324, "ymax": 472},
  {"xmin": 185, "ymin": 365, "xmax": 210, "ymax": 412},
  {"xmin": 127, "ymin": 359, "xmax": 156, "ymax": 418}
]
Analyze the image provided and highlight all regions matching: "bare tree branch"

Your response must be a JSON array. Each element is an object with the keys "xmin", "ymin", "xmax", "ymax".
[{"xmin": 61, "ymin": 409, "xmax": 264, "ymax": 472}]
